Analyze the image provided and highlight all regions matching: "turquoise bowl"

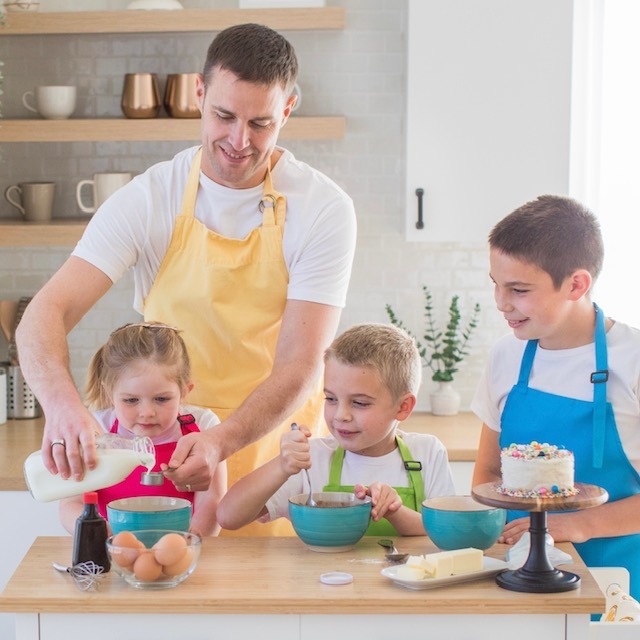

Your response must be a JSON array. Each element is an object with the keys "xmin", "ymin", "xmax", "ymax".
[
  {"xmin": 289, "ymin": 492, "xmax": 372, "ymax": 552},
  {"xmin": 107, "ymin": 496, "xmax": 192, "ymax": 536},
  {"xmin": 422, "ymin": 495, "xmax": 506, "ymax": 551}
]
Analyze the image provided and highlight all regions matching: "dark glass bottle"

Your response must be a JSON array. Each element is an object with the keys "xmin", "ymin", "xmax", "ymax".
[{"xmin": 72, "ymin": 491, "xmax": 111, "ymax": 572}]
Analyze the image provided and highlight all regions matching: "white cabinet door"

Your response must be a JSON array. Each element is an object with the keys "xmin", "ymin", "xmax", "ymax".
[{"xmin": 406, "ymin": 0, "xmax": 573, "ymax": 242}]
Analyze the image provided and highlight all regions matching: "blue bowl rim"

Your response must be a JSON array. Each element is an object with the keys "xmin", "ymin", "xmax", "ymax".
[
  {"xmin": 422, "ymin": 495, "xmax": 503, "ymax": 513},
  {"xmin": 107, "ymin": 496, "xmax": 192, "ymax": 513},
  {"xmin": 288, "ymin": 491, "xmax": 372, "ymax": 508}
]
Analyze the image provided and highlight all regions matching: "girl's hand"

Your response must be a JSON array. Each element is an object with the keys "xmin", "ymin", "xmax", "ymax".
[
  {"xmin": 279, "ymin": 424, "xmax": 311, "ymax": 476},
  {"xmin": 354, "ymin": 482, "xmax": 402, "ymax": 521}
]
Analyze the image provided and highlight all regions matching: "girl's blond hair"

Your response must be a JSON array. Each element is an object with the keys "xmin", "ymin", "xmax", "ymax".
[
  {"xmin": 324, "ymin": 323, "xmax": 422, "ymax": 400},
  {"xmin": 84, "ymin": 322, "xmax": 191, "ymax": 410}
]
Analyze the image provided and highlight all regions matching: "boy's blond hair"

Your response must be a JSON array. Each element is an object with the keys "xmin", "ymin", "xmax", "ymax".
[
  {"xmin": 324, "ymin": 323, "xmax": 422, "ymax": 400},
  {"xmin": 85, "ymin": 322, "xmax": 191, "ymax": 410}
]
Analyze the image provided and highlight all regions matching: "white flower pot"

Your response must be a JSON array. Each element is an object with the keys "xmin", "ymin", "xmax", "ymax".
[{"xmin": 430, "ymin": 381, "xmax": 461, "ymax": 416}]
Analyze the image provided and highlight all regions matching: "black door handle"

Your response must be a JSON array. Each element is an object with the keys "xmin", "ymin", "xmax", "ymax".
[{"xmin": 415, "ymin": 188, "xmax": 424, "ymax": 229}]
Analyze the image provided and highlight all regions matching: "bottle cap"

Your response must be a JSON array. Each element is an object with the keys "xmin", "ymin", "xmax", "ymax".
[{"xmin": 83, "ymin": 492, "xmax": 99, "ymax": 503}]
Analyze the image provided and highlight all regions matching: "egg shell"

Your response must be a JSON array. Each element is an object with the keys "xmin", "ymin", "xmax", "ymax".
[
  {"xmin": 111, "ymin": 531, "xmax": 145, "ymax": 569},
  {"xmin": 162, "ymin": 547, "xmax": 194, "ymax": 577},
  {"xmin": 133, "ymin": 550, "xmax": 163, "ymax": 581},
  {"xmin": 153, "ymin": 533, "xmax": 188, "ymax": 566}
]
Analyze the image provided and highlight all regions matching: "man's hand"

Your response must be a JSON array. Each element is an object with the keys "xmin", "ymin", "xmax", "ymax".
[
  {"xmin": 41, "ymin": 403, "xmax": 101, "ymax": 480},
  {"xmin": 163, "ymin": 431, "xmax": 221, "ymax": 492}
]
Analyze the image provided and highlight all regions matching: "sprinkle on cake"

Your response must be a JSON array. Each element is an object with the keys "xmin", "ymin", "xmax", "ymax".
[{"xmin": 497, "ymin": 441, "xmax": 579, "ymax": 498}]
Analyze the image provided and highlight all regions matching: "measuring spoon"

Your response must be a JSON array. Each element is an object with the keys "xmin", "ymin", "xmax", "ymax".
[{"xmin": 377, "ymin": 538, "xmax": 409, "ymax": 563}]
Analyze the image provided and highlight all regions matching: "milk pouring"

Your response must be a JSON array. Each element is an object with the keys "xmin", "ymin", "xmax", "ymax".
[{"xmin": 23, "ymin": 433, "xmax": 155, "ymax": 502}]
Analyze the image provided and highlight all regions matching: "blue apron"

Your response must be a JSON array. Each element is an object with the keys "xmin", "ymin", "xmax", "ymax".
[
  {"xmin": 500, "ymin": 304, "xmax": 640, "ymax": 600},
  {"xmin": 323, "ymin": 436, "xmax": 425, "ymax": 536}
]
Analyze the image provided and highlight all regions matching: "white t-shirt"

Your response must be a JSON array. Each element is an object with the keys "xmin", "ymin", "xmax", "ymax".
[
  {"xmin": 264, "ymin": 430, "xmax": 456, "ymax": 522},
  {"xmin": 93, "ymin": 404, "xmax": 220, "ymax": 446},
  {"xmin": 471, "ymin": 321, "xmax": 640, "ymax": 473},
  {"xmin": 72, "ymin": 146, "xmax": 357, "ymax": 314}
]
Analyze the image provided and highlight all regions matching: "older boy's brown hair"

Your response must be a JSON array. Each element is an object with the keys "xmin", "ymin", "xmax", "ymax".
[
  {"xmin": 489, "ymin": 195, "xmax": 604, "ymax": 289},
  {"xmin": 325, "ymin": 323, "xmax": 422, "ymax": 401}
]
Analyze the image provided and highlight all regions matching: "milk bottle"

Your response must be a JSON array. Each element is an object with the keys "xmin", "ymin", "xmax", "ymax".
[{"xmin": 23, "ymin": 433, "xmax": 156, "ymax": 502}]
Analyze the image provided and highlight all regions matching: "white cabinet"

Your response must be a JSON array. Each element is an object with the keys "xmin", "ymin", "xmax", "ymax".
[{"xmin": 405, "ymin": 0, "xmax": 574, "ymax": 242}]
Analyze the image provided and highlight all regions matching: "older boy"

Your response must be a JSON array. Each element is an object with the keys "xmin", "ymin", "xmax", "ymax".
[
  {"xmin": 217, "ymin": 323, "xmax": 455, "ymax": 536},
  {"xmin": 472, "ymin": 195, "xmax": 640, "ymax": 599}
]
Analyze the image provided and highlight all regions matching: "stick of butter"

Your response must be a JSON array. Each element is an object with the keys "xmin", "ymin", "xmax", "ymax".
[
  {"xmin": 396, "ymin": 565, "xmax": 426, "ymax": 580},
  {"xmin": 421, "ymin": 551, "xmax": 454, "ymax": 578},
  {"xmin": 448, "ymin": 548, "xmax": 484, "ymax": 575},
  {"xmin": 399, "ymin": 548, "xmax": 484, "ymax": 580}
]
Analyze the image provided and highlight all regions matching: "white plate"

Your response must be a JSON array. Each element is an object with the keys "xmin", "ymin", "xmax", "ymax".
[{"xmin": 380, "ymin": 557, "xmax": 508, "ymax": 590}]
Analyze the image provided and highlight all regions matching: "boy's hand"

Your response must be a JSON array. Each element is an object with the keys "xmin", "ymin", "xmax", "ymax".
[
  {"xmin": 354, "ymin": 483, "xmax": 402, "ymax": 521},
  {"xmin": 499, "ymin": 513, "xmax": 589, "ymax": 545},
  {"xmin": 279, "ymin": 424, "xmax": 312, "ymax": 476}
]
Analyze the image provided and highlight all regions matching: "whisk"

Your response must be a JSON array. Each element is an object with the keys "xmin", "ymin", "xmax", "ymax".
[{"xmin": 52, "ymin": 561, "xmax": 105, "ymax": 591}]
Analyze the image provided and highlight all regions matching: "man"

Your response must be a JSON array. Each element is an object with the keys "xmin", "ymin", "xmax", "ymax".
[{"xmin": 17, "ymin": 23, "xmax": 356, "ymax": 536}]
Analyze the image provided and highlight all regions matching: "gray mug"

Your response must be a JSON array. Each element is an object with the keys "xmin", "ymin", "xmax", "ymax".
[{"xmin": 5, "ymin": 182, "xmax": 56, "ymax": 222}]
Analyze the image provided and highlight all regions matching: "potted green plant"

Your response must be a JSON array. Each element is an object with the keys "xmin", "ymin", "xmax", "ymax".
[{"xmin": 386, "ymin": 285, "xmax": 480, "ymax": 415}]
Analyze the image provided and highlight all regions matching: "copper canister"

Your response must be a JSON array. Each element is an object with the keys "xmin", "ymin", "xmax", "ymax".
[
  {"xmin": 164, "ymin": 73, "xmax": 201, "ymax": 118},
  {"xmin": 121, "ymin": 73, "xmax": 161, "ymax": 119}
]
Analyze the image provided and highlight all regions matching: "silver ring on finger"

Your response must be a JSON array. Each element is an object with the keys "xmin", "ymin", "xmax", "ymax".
[{"xmin": 51, "ymin": 439, "xmax": 66, "ymax": 448}]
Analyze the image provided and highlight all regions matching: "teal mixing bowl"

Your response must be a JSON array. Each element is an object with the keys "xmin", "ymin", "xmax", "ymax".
[
  {"xmin": 422, "ymin": 495, "xmax": 506, "ymax": 550},
  {"xmin": 289, "ymin": 492, "xmax": 372, "ymax": 552},
  {"xmin": 107, "ymin": 496, "xmax": 192, "ymax": 535}
]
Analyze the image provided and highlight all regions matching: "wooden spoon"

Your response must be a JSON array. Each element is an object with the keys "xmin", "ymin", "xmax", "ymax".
[{"xmin": 0, "ymin": 300, "xmax": 19, "ymax": 343}]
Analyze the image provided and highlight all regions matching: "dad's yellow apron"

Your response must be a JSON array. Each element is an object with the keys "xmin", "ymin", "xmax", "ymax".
[{"xmin": 144, "ymin": 148, "xmax": 324, "ymax": 536}]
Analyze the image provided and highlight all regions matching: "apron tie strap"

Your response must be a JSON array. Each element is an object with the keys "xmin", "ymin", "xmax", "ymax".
[{"xmin": 591, "ymin": 303, "xmax": 608, "ymax": 469}]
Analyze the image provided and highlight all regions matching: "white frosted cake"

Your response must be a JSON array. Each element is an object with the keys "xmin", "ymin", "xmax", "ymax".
[{"xmin": 498, "ymin": 442, "xmax": 578, "ymax": 498}]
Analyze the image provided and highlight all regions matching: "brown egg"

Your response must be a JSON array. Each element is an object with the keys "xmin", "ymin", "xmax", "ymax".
[
  {"xmin": 111, "ymin": 531, "xmax": 145, "ymax": 569},
  {"xmin": 152, "ymin": 533, "xmax": 188, "ymax": 566},
  {"xmin": 162, "ymin": 547, "xmax": 194, "ymax": 576},
  {"xmin": 133, "ymin": 550, "xmax": 163, "ymax": 581}
]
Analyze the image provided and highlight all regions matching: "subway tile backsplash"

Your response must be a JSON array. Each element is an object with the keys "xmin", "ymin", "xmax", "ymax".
[{"xmin": 0, "ymin": 0, "xmax": 508, "ymax": 412}]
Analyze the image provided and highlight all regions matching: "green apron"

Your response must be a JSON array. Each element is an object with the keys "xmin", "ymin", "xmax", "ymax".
[{"xmin": 323, "ymin": 436, "xmax": 425, "ymax": 536}]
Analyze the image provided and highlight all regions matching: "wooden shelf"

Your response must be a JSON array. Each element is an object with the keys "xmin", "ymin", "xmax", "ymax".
[
  {"xmin": 0, "ymin": 8, "xmax": 347, "ymax": 249},
  {"xmin": 0, "ymin": 7, "xmax": 345, "ymax": 35},
  {"xmin": 0, "ymin": 219, "xmax": 87, "ymax": 246},
  {"xmin": 0, "ymin": 116, "xmax": 345, "ymax": 142}
]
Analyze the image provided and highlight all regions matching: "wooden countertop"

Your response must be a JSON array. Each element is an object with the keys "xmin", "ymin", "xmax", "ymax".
[
  {"xmin": 0, "ymin": 413, "xmax": 482, "ymax": 491},
  {"xmin": 0, "ymin": 536, "xmax": 604, "ymax": 615},
  {"xmin": 403, "ymin": 411, "xmax": 482, "ymax": 461}
]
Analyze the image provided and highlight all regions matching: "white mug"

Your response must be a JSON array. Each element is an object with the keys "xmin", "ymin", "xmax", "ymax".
[
  {"xmin": 22, "ymin": 86, "xmax": 77, "ymax": 120},
  {"xmin": 76, "ymin": 172, "xmax": 133, "ymax": 214}
]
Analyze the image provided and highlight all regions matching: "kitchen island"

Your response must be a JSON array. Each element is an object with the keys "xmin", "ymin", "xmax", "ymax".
[
  {"xmin": 0, "ymin": 535, "xmax": 603, "ymax": 640},
  {"xmin": 0, "ymin": 413, "xmax": 481, "ymax": 639}
]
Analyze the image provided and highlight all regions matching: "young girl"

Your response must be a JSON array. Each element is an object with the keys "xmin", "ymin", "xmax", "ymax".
[{"xmin": 59, "ymin": 322, "xmax": 226, "ymax": 537}]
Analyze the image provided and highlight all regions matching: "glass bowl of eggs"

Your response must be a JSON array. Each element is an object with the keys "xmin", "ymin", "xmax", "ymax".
[{"xmin": 106, "ymin": 529, "xmax": 201, "ymax": 589}]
